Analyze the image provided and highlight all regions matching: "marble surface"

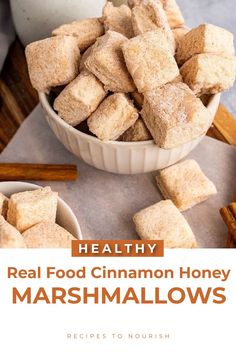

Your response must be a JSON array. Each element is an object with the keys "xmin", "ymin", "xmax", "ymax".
[{"xmin": 178, "ymin": 0, "xmax": 236, "ymax": 116}]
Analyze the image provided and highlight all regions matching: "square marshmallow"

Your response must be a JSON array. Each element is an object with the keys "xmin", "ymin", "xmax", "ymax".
[
  {"xmin": 85, "ymin": 30, "xmax": 135, "ymax": 92},
  {"xmin": 180, "ymin": 53, "xmax": 236, "ymax": 96},
  {"xmin": 120, "ymin": 118, "xmax": 152, "ymax": 142},
  {"xmin": 141, "ymin": 83, "xmax": 212, "ymax": 149},
  {"xmin": 0, "ymin": 216, "xmax": 26, "ymax": 248},
  {"xmin": 176, "ymin": 24, "xmax": 235, "ymax": 66},
  {"xmin": 131, "ymin": 0, "xmax": 175, "ymax": 53},
  {"xmin": 88, "ymin": 93, "xmax": 139, "ymax": 141},
  {"xmin": 25, "ymin": 36, "xmax": 80, "ymax": 92},
  {"xmin": 22, "ymin": 222, "xmax": 76, "ymax": 248},
  {"xmin": 122, "ymin": 30, "xmax": 179, "ymax": 93},
  {"xmin": 103, "ymin": 2, "xmax": 134, "ymax": 38},
  {"xmin": 133, "ymin": 200, "xmax": 197, "ymax": 248},
  {"xmin": 156, "ymin": 159, "xmax": 217, "ymax": 211},
  {"xmin": 52, "ymin": 18, "xmax": 104, "ymax": 51},
  {"xmin": 54, "ymin": 70, "xmax": 107, "ymax": 126},
  {"xmin": 7, "ymin": 187, "xmax": 58, "ymax": 233}
]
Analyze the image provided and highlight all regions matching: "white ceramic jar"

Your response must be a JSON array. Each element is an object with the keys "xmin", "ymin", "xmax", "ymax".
[{"xmin": 10, "ymin": 0, "xmax": 106, "ymax": 45}]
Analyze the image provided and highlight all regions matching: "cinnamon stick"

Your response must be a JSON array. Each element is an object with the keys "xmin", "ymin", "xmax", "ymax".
[
  {"xmin": 229, "ymin": 203, "xmax": 236, "ymax": 217},
  {"xmin": 212, "ymin": 105, "xmax": 236, "ymax": 147},
  {"xmin": 0, "ymin": 163, "xmax": 78, "ymax": 181},
  {"xmin": 220, "ymin": 207, "xmax": 236, "ymax": 236},
  {"xmin": 220, "ymin": 201, "xmax": 236, "ymax": 248},
  {"xmin": 226, "ymin": 232, "xmax": 236, "ymax": 248}
]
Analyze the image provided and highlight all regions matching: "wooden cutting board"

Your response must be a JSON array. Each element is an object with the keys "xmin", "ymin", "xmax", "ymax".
[{"xmin": 0, "ymin": 39, "xmax": 38, "ymax": 151}]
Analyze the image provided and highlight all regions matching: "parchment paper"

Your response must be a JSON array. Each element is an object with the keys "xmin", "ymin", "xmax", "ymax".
[{"xmin": 1, "ymin": 106, "xmax": 236, "ymax": 247}]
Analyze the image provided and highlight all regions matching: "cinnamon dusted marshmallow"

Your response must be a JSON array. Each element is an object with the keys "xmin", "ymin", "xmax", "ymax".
[
  {"xmin": 156, "ymin": 159, "xmax": 217, "ymax": 211},
  {"xmin": 176, "ymin": 24, "xmax": 235, "ymax": 66},
  {"xmin": 131, "ymin": 0, "xmax": 175, "ymax": 53},
  {"xmin": 0, "ymin": 216, "xmax": 26, "ymax": 248},
  {"xmin": 85, "ymin": 31, "xmax": 135, "ymax": 92},
  {"xmin": 22, "ymin": 222, "xmax": 77, "ymax": 248},
  {"xmin": 102, "ymin": 2, "xmax": 134, "ymax": 38},
  {"xmin": 52, "ymin": 18, "xmax": 104, "ymax": 51},
  {"xmin": 160, "ymin": 0, "xmax": 184, "ymax": 28},
  {"xmin": 172, "ymin": 25, "xmax": 190, "ymax": 49},
  {"xmin": 180, "ymin": 54, "xmax": 236, "ymax": 96},
  {"xmin": 54, "ymin": 71, "xmax": 107, "ymax": 126},
  {"xmin": 7, "ymin": 187, "xmax": 58, "ymax": 233},
  {"xmin": 128, "ymin": 0, "xmax": 185, "ymax": 28},
  {"xmin": 141, "ymin": 83, "xmax": 212, "ymax": 149},
  {"xmin": 120, "ymin": 118, "xmax": 152, "ymax": 141},
  {"xmin": 25, "ymin": 36, "xmax": 80, "ymax": 92},
  {"xmin": 122, "ymin": 30, "xmax": 179, "ymax": 93},
  {"xmin": 133, "ymin": 200, "xmax": 197, "ymax": 248},
  {"xmin": 88, "ymin": 93, "xmax": 139, "ymax": 141}
]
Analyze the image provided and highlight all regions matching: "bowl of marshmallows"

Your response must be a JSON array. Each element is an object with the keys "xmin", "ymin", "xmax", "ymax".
[{"xmin": 25, "ymin": 0, "xmax": 235, "ymax": 174}]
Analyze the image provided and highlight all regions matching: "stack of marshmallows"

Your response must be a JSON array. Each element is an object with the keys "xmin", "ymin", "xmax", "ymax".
[
  {"xmin": 0, "ymin": 188, "xmax": 76, "ymax": 248},
  {"xmin": 25, "ymin": 0, "xmax": 236, "ymax": 148}
]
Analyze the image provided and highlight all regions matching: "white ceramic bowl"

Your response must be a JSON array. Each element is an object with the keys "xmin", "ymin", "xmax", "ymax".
[
  {"xmin": 39, "ymin": 92, "xmax": 220, "ymax": 175},
  {"xmin": 0, "ymin": 181, "xmax": 83, "ymax": 239}
]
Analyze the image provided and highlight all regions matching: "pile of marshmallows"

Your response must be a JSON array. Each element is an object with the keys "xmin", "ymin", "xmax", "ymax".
[
  {"xmin": 0, "ymin": 188, "xmax": 76, "ymax": 248},
  {"xmin": 26, "ymin": 0, "xmax": 236, "ymax": 149}
]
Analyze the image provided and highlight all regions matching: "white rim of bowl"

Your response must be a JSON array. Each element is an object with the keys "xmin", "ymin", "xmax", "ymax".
[
  {"xmin": 0, "ymin": 181, "xmax": 83, "ymax": 240},
  {"xmin": 39, "ymin": 92, "xmax": 221, "ymax": 148}
]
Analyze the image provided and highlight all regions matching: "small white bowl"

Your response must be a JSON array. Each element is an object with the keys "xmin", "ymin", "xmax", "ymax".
[
  {"xmin": 0, "ymin": 181, "xmax": 83, "ymax": 239},
  {"xmin": 39, "ymin": 92, "xmax": 220, "ymax": 175}
]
